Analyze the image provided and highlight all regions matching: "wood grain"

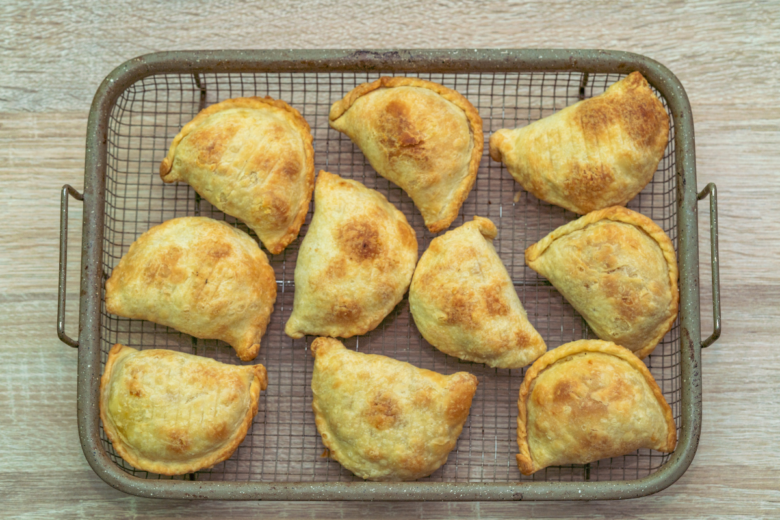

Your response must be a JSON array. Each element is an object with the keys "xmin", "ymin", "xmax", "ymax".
[{"xmin": 1, "ymin": 0, "xmax": 779, "ymax": 518}]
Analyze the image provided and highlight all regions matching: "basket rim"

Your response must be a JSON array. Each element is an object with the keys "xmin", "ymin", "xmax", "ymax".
[{"xmin": 76, "ymin": 48, "xmax": 702, "ymax": 501}]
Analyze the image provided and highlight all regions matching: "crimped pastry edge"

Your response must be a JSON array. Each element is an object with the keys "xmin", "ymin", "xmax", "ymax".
[
  {"xmin": 524, "ymin": 206, "xmax": 679, "ymax": 359},
  {"xmin": 103, "ymin": 216, "xmax": 277, "ymax": 361},
  {"xmin": 159, "ymin": 96, "xmax": 315, "ymax": 255},
  {"xmin": 515, "ymin": 339, "xmax": 677, "ymax": 475},
  {"xmin": 309, "ymin": 337, "xmax": 478, "ymax": 481},
  {"xmin": 329, "ymin": 76, "xmax": 483, "ymax": 233},
  {"xmin": 99, "ymin": 344, "xmax": 267, "ymax": 476}
]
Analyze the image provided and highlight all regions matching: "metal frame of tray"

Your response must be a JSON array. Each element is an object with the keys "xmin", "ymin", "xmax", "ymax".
[{"xmin": 57, "ymin": 49, "xmax": 720, "ymax": 501}]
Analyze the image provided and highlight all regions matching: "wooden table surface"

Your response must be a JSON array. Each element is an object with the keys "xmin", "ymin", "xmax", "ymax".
[{"xmin": 2, "ymin": 1, "xmax": 779, "ymax": 518}]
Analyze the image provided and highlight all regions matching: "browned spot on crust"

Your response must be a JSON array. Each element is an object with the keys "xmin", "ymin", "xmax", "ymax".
[
  {"xmin": 331, "ymin": 300, "xmax": 362, "ymax": 322},
  {"xmin": 412, "ymin": 388, "xmax": 433, "ymax": 407},
  {"xmin": 482, "ymin": 283, "xmax": 509, "ymax": 316},
  {"xmin": 563, "ymin": 163, "xmax": 615, "ymax": 213},
  {"xmin": 143, "ymin": 246, "xmax": 184, "ymax": 285},
  {"xmin": 325, "ymin": 257, "xmax": 348, "ymax": 279},
  {"xmin": 606, "ymin": 376, "xmax": 631, "ymax": 402},
  {"xmin": 187, "ymin": 120, "xmax": 242, "ymax": 167},
  {"xmin": 445, "ymin": 374, "xmax": 478, "ymax": 422},
  {"xmin": 445, "ymin": 290, "xmax": 477, "ymax": 329},
  {"xmin": 618, "ymin": 78, "xmax": 665, "ymax": 148},
  {"xmin": 165, "ymin": 428, "xmax": 191, "ymax": 454},
  {"xmin": 624, "ymin": 71, "xmax": 646, "ymax": 89},
  {"xmin": 337, "ymin": 220, "xmax": 382, "ymax": 261},
  {"xmin": 396, "ymin": 219, "xmax": 417, "ymax": 250},
  {"xmin": 372, "ymin": 281, "xmax": 396, "ymax": 302},
  {"xmin": 126, "ymin": 367, "xmax": 145, "ymax": 398},
  {"xmin": 446, "ymin": 397, "xmax": 472, "ymax": 423},
  {"xmin": 267, "ymin": 124, "xmax": 286, "ymax": 139},
  {"xmin": 189, "ymin": 365, "xmax": 220, "ymax": 384},
  {"xmin": 364, "ymin": 392, "xmax": 400, "ymax": 430},
  {"xmin": 207, "ymin": 421, "xmax": 230, "ymax": 442},
  {"xmin": 127, "ymin": 384, "xmax": 144, "ymax": 398},
  {"xmin": 532, "ymin": 385, "xmax": 546, "ymax": 407},
  {"xmin": 221, "ymin": 384, "xmax": 242, "ymax": 405},
  {"xmin": 514, "ymin": 327, "xmax": 532, "ymax": 349},
  {"xmin": 601, "ymin": 275, "xmax": 640, "ymax": 322},
  {"xmin": 550, "ymin": 376, "xmax": 610, "ymax": 420},
  {"xmin": 580, "ymin": 431, "xmax": 613, "ymax": 451},
  {"xmin": 577, "ymin": 99, "xmax": 613, "ymax": 139},
  {"xmin": 578, "ymin": 395, "xmax": 609, "ymax": 417},
  {"xmin": 576, "ymin": 73, "xmax": 665, "ymax": 150},
  {"xmin": 262, "ymin": 193, "xmax": 291, "ymax": 224},
  {"xmin": 552, "ymin": 380, "xmax": 576, "ymax": 405},
  {"xmin": 280, "ymin": 157, "xmax": 302, "ymax": 179},
  {"xmin": 208, "ymin": 243, "xmax": 233, "ymax": 259},
  {"xmin": 249, "ymin": 139, "xmax": 303, "ymax": 181},
  {"xmin": 399, "ymin": 442, "xmax": 429, "ymax": 475},
  {"xmin": 379, "ymin": 99, "xmax": 427, "ymax": 161},
  {"xmin": 385, "ymin": 100, "xmax": 423, "ymax": 145},
  {"xmin": 365, "ymin": 447, "xmax": 384, "ymax": 462}
]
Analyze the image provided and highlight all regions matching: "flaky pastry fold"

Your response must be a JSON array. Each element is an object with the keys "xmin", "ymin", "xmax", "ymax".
[
  {"xmin": 160, "ymin": 96, "xmax": 314, "ymax": 254},
  {"xmin": 517, "ymin": 340, "xmax": 676, "ymax": 475},
  {"xmin": 330, "ymin": 77, "xmax": 483, "ymax": 232},
  {"xmin": 311, "ymin": 337, "xmax": 478, "ymax": 481},
  {"xmin": 490, "ymin": 72, "xmax": 669, "ymax": 214},
  {"xmin": 100, "ymin": 344, "xmax": 267, "ymax": 475}
]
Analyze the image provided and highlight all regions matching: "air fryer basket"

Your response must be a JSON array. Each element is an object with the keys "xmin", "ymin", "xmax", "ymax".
[{"xmin": 58, "ymin": 49, "xmax": 720, "ymax": 500}]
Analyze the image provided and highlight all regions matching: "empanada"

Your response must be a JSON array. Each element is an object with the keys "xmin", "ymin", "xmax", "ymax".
[
  {"xmin": 284, "ymin": 171, "xmax": 417, "ymax": 339},
  {"xmin": 410, "ymin": 216, "xmax": 546, "ymax": 369},
  {"xmin": 311, "ymin": 337, "xmax": 478, "ymax": 481},
  {"xmin": 525, "ymin": 207, "xmax": 678, "ymax": 359},
  {"xmin": 160, "ymin": 97, "xmax": 314, "ymax": 254},
  {"xmin": 105, "ymin": 217, "xmax": 277, "ymax": 361},
  {"xmin": 100, "ymin": 344, "xmax": 268, "ymax": 475},
  {"xmin": 490, "ymin": 72, "xmax": 669, "ymax": 214},
  {"xmin": 329, "ymin": 77, "xmax": 483, "ymax": 233},
  {"xmin": 516, "ymin": 340, "xmax": 676, "ymax": 475}
]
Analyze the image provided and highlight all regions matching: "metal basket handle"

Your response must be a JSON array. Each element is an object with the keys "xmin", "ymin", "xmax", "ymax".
[
  {"xmin": 58, "ymin": 184, "xmax": 83, "ymax": 348},
  {"xmin": 697, "ymin": 182, "xmax": 721, "ymax": 348}
]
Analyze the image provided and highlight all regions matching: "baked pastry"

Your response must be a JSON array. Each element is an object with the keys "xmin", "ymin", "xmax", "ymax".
[
  {"xmin": 525, "ymin": 206, "xmax": 678, "ymax": 359},
  {"xmin": 516, "ymin": 340, "xmax": 676, "ymax": 475},
  {"xmin": 105, "ymin": 217, "xmax": 277, "ymax": 361},
  {"xmin": 160, "ymin": 97, "xmax": 314, "ymax": 254},
  {"xmin": 329, "ymin": 77, "xmax": 483, "ymax": 233},
  {"xmin": 100, "ymin": 344, "xmax": 268, "ymax": 475},
  {"xmin": 284, "ymin": 171, "xmax": 417, "ymax": 339},
  {"xmin": 310, "ymin": 337, "xmax": 478, "ymax": 481},
  {"xmin": 409, "ymin": 216, "xmax": 546, "ymax": 369},
  {"xmin": 490, "ymin": 72, "xmax": 669, "ymax": 214}
]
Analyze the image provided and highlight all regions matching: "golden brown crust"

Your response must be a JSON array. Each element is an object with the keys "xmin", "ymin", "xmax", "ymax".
[
  {"xmin": 160, "ymin": 96, "xmax": 315, "ymax": 255},
  {"xmin": 525, "ymin": 206, "xmax": 679, "ymax": 359},
  {"xmin": 330, "ymin": 77, "xmax": 483, "ymax": 233},
  {"xmin": 99, "ymin": 344, "xmax": 267, "ymax": 475},
  {"xmin": 409, "ymin": 216, "xmax": 546, "ymax": 369},
  {"xmin": 310, "ymin": 337, "xmax": 478, "ymax": 481},
  {"xmin": 329, "ymin": 76, "xmax": 482, "ymax": 135},
  {"xmin": 490, "ymin": 72, "xmax": 669, "ymax": 214},
  {"xmin": 284, "ymin": 171, "xmax": 418, "ymax": 339},
  {"xmin": 105, "ymin": 217, "xmax": 277, "ymax": 361},
  {"xmin": 516, "ymin": 340, "xmax": 676, "ymax": 475}
]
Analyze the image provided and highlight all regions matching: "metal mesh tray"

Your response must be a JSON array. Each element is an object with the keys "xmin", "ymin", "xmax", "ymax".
[{"xmin": 58, "ymin": 49, "xmax": 719, "ymax": 501}]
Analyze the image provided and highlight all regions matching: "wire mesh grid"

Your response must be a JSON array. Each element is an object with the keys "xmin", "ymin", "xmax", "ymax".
[{"xmin": 98, "ymin": 69, "xmax": 680, "ymax": 485}]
